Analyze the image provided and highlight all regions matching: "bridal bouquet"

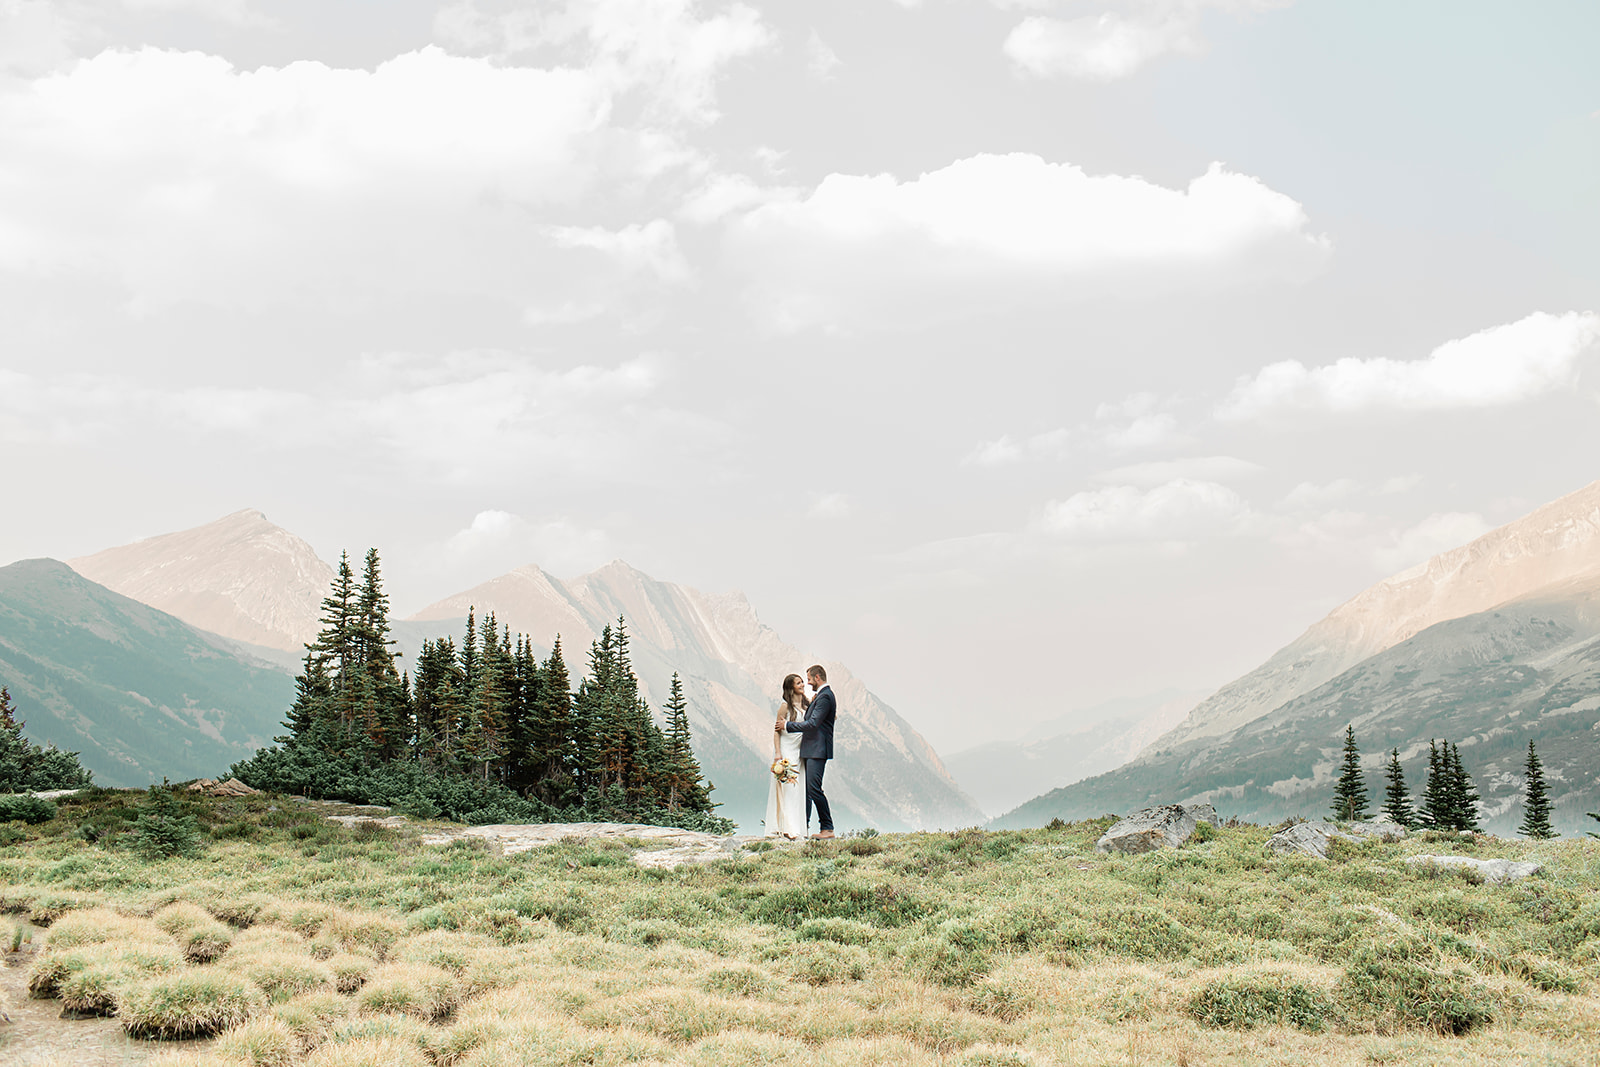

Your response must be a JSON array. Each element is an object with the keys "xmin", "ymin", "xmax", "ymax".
[{"xmin": 770, "ymin": 757, "xmax": 798, "ymax": 785}]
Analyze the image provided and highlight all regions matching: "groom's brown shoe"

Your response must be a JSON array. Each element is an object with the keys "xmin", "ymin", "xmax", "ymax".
[{"xmin": 812, "ymin": 831, "xmax": 835, "ymax": 840}]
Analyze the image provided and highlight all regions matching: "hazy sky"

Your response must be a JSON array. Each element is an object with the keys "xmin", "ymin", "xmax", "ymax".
[{"xmin": 2, "ymin": 0, "xmax": 1598, "ymax": 753}]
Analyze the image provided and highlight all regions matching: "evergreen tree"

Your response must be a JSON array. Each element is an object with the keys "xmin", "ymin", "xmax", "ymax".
[
  {"xmin": 1446, "ymin": 743, "xmax": 1482, "ymax": 832},
  {"xmin": 529, "ymin": 637, "xmax": 576, "ymax": 805},
  {"xmin": 661, "ymin": 673, "xmax": 710, "ymax": 812},
  {"xmin": 1331, "ymin": 724, "xmax": 1369, "ymax": 821},
  {"xmin": 1382, "ymin": 747, "xmax": 1415, "ymax": 828},
  {"xmin": 1420, "ymin": 740, "xmax": 1450, "ymax": 829},
  {"xmin": 462, "ymin": 613, "xmax": 510, "ymax": 782},
  {"xmin": 0, "ymin": 686, "xmax": 92, "ymax": 792},
  {"xmin": 353, "ymin": 548, "xmax": 409, "ymax": 758},
  {"xmin": 1517, "ymin": 739, "xmax": 1556, "ymax": 839},
  {"xmin": 311, "ymin": 552, "xmax": 359, "ymax": 732}
]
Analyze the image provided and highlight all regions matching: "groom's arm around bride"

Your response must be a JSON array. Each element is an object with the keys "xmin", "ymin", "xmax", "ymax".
[{"xmin": 779, "ymin": 664, "xmax": 836, "ymax": 838}]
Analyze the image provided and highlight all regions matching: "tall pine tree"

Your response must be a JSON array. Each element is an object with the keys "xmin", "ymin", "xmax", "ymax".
[
  {"xmin": 1448, "ymin": 743, "xmax": 1482, "ymax": 832},
  {"xmin": 1517, "ymin": 739, "xmax": 1555, "ymax": 839},
  {"xmin": 661, "ymin": 673, "xmax": 710, "ymax": 812},
  {"xmin": 1421, "ymin": 740, "xmax": 1450, "ymax": 829},
  {"xmin": 1382, "ymin": 747, "xmax": 1414, "ymax": 828},
  {"xmin": 1331, "ymin": 724, "xmax": 1369, "ymax": 821}
]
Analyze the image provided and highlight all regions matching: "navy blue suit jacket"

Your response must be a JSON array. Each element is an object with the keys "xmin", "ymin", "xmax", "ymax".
[{"xmin": 785, "ymin": 685, "xmax": 836, "ymax": 760}]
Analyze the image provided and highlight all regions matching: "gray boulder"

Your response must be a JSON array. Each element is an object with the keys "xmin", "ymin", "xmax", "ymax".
[
  {"xmin": 1406, "ymin": 855, "xmax": 1542, "ymax": 884},
  {"xmin": 1344, "ymin": 814, "xmax": 1408, "ymax": 842},
  {"xmin": 1265, "ymin": 821, "xmax": 1348, "ymax": 859},
  {"xmin": 1096, "ymin": 803, "xmax": 1219, "ymax": 854}
]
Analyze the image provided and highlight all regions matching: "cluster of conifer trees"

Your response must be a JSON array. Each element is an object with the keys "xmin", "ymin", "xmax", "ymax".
[
  {"xmin": 234, "ymin": 549, "xmax": 725, "ymax": 831},
  {"xmin": 0, "ymin": 686, "xmax": 93, "ymax": 793},
  {"xmin": 1331, "ymin": 725, "xmax": 1556, "ymax": 838}
]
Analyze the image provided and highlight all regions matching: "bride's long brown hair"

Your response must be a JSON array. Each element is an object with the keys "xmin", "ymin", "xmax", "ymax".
[{"xmin": 781, "ymin": 673, "xmax": 810, "ymax": 721}]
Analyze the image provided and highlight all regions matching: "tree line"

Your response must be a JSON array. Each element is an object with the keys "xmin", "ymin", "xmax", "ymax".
[
  {"xmin": 232, "ymin": 549, "xmax": 729, "ymax": 832},
  {"xmin": 0, "ymin": 686, "xmax": 93, "ymax": 793},
  {"xmin": 1331, "ymin": 724, "xmax": 1566, "ymax": 838}
]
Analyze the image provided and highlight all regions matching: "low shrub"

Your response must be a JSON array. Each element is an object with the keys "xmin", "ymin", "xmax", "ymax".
[
  {"xmin": 302, "ymin": 1036, "xmax": 431, "ymax": 1067},
  {"xmin": 1338, "ymin": 940, "xmax": 1495, "ymax": 1035},
  {"xmin": 1188, "ymin": 971, "xmax": 1334, "ymax": 1031},
  {"xmin": 0, "ymin": 795, "xmax": 57, "ymax": 824},
  {"xmin": 749, "ymin": 881, "xmax": 932, "ymax": 928},
  {"xmin": 131, "ymin": 787, "xmax": 203, "ymax": 860},
  {"xmin": 356, "ymin": 961, "xmax": 459, "ymax": 1020},
  {"xmin": 120, "ymin": 970, "xmax": 267, "ymax": 1037},
  {"xmin": 215, "ymin": 1015, "xmax": 298, "ymax": 1067},
  {"xmin": 701, "ymin": 965, "xmax": 777, "ymax": 998}
]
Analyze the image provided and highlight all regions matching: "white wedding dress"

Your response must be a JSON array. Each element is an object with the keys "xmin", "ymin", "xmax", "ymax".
[{"xmin": 765, "ymin": 726, "xmax": 806, "ymax": 838}]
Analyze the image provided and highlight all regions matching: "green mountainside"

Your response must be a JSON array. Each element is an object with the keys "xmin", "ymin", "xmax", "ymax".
[
  {"xmin": 0, "ymin": 559, "xmax": 295, "ymax": 786},
  {"xmin": 997, "ymin": 582, "xmax": 1600, "ymax": 835}
]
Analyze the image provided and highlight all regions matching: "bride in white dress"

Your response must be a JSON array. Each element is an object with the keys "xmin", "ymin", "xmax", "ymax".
[{"xmin": 765, "ymin": 673, "xmax": 808, "ymax": 839}]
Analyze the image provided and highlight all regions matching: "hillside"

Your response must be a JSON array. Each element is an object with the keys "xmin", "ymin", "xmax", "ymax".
[
  {"xmin": 406, "ymin": 561, "xmax": 984, "ymax": 831},
  {"xmin": 1161, "ymin": 478, "xmax": 1600, "ymax": 748},
  {"xmin": 69, "ymin": 509, "xmax": 332, "ymax": 654},
  {"xmin": 0, "ymin": 559, "xmax": 295, "ymax": 785},
  {"xmin": 998, "ymin": 581, "xmax": 1600, "ymax": 834}
]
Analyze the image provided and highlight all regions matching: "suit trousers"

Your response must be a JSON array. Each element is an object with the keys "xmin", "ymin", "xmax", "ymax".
[{"xmin": 803, "ymin": 757, "xmax": 832, "ymax": 832}]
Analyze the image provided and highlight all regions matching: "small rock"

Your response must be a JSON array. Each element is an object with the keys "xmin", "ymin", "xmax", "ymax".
[
  {"xmin": 1096, "ymin": 804, "xmax": 1218, "ymax": 854},
  {"xmin": 1406, "ymin": 855, "xmax": 1542, "ymax": 885}
]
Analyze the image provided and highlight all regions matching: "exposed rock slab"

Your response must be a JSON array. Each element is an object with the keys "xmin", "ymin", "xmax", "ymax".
[
  {"xmin": 414, "ymin": 822, "xmax": 780, "ymax": 869},
  {"xmin": 1406, "ymin": 855, "xmax": 1542, "ymax": 884},
  {"xmin": 1096, "ymin": 803, "xmax": 1218, "ymax": 854}
]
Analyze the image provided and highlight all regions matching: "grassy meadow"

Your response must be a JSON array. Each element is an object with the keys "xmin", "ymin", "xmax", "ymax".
[{"xmin": 2, "ymin": 788, "xmax": 1599, "ymax": 1066}]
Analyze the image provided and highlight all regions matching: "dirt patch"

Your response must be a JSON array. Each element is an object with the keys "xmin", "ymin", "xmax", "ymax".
[{"xmin": 0, "ymin": 928, "xmax": 201, "ymax": 1066}]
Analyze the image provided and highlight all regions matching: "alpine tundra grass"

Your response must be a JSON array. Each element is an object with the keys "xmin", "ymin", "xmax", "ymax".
[{"xmin": 1, "ymin": 788, "xmax": 1598, "ymax": 1065}]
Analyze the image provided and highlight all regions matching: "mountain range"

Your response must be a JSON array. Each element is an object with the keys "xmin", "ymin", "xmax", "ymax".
[
  {"xmin": 50, "ymin": 510, "xmax": 983, "ymax": 831},
  {"xmin": 1001, "ymin": 479, "xmax": 1600, "ymax": 835}
]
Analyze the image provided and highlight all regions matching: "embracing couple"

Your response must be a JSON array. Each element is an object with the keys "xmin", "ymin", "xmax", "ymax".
[{"xmin": 766, "ymin": 664, "xmax": 836, "ymax": 840}]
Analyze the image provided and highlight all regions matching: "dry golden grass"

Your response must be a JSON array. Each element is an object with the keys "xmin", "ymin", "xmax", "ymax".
[
  {"xmin": 302, "ymin": 1036, "xmax": 432, "ymax": 1067},
  {"xmin": 6, "ymin": 794, "xmax": 1600, "ymax": 1067},
  {"xmin": 216, "ymin": 1015, "xmax": 300, "ymax": 1067},
  {"xmin": 355, "ymin": 961, "xmax": 459, "ymax": 1020}
]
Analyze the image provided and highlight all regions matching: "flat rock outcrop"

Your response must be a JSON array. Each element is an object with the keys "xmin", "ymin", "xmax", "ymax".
[
  {"xmin": 1096, "ymin": 803, "xmax": 1218, "ymax": 854},
  {"xmin": 1406, "ymin": 855, "xmax": 1542, "ymax": 884},
  {"xmin": 1264, "ymin": 815, "xmax": 1406, "ymax": 858}
]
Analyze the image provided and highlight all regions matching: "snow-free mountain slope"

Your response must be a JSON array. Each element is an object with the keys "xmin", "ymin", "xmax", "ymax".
[
  {"xmin": 407, "ymin": 560, "xmax": 983, "ymax": 832},
  {"xmin": 69, "ymin": 509, "xmax": 332, "ymax": 653},
  {"xmin": 1162, "ymin": 479, "xmax": 1600, "ymax": 748},
  {"xmin": 0, "ymin": 559, "xmax": 294, "ymax": 785},
  {"xmin": 1001, "ymin": 480, "xmax": 1600, "ymax": 834}
]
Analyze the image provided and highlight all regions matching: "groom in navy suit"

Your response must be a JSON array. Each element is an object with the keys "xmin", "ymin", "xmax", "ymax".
[{"xmin": 777, "ymin": 664, "xmax": 836, "ymax": 839}]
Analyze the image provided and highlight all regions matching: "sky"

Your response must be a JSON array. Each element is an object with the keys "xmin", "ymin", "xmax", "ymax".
[{"xmin": 2, "ymin": 0, "xmax": 1598, "ymax": 755}]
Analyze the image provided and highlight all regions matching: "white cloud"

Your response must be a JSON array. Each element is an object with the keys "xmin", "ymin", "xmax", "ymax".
[
  {"xmin": 1036, "ymin": 479, "xmax": 1250, "ymax": 540},
  {"xmin": 963, "ymin": 428, "xmax": 1070, "ymax": 466},
  {"xmin": 806, "ymin": 29, "xmax": 841, "ymax": 81},
  {"xmin": 1373, "ymin": 512, "xmax": 1491, "ymax": 574},
  {"xmin": 1218, "ymin": 311, "xmax": 1600, "ymax": 420},
  {"xmin": 1003, "ymin": 1, "xmax": 1288, "ymax": 81},
  {"xmin": 0, "ymin": 351, "xmax": 730, "ymax": 488},
  {"xmin": 1280, "ymin": 478, "xmax": 1361, "ymax": 510},
  {"xmin": 808, "ymin": 493, "xmax": 851, "ymax": 519},
  {"xmin": 446, "ymin": 510, "xmax": 614, "ymax": 578},
  {"xmin": 432, "ymin": 0, "xmax": 772, "ymax": 125},
  {"xmin": 726, "ymin": 154, "xmax": 1329, "ymax": 330},
  {"xmin": 1005, "ymin": 11, "xmax": 1202, "ymax": 81},
  {"xmin": 0, "ymin": 0, "xmax": 774, "ymax": 315},
  {"xmin": 1094, "ymin": 456, "xmax": 1263, "ymax": 486},
  {"xmin": 678, "ymin": 172, "xmax": 795, "ymax": 225}
]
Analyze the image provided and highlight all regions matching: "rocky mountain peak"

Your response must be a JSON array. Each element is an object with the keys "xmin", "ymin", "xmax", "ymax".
[{"xmin": 68, "ymin": 509, "xmax": 333, "ymax": 653}]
